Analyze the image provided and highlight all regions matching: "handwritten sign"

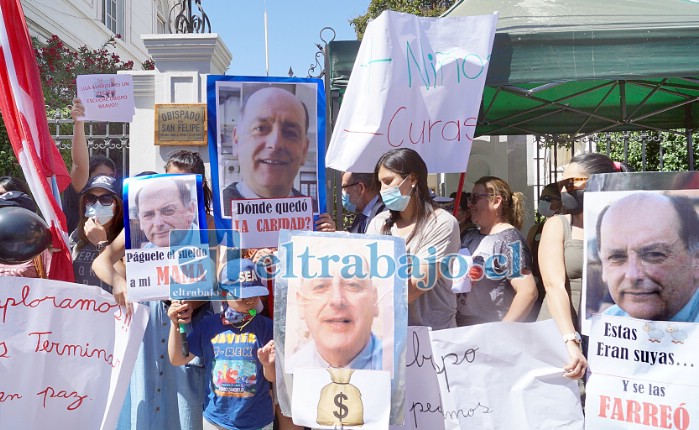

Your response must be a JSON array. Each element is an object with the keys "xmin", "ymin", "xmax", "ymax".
[
  {"xmin": 429, "ymin": 320, "xmax": 584, "ymax": 430},
  {"xmin": 76, "ymin": 74, "xmax": 135, "ymax": 122},
  {"xmin": 326, "ymin": 11, "xmax": 497, "ymax": 173},
  {"xmin": 154, "ymin": 104, "xmax": 207, "ymax": 145},
  {"xmin": 586, "ymin": 315, "xmax": 698, "ymax": 429},
  {"xmin": 231, "ymin": 197, "xmax": 313, "ymax": 248},
  {"xmin": 389, "ymin": 327, "xmax": 445, "ymax": 430},
  {"xmin": 0, "ymin": 277, "xmax": 147, "ymax": 429}
]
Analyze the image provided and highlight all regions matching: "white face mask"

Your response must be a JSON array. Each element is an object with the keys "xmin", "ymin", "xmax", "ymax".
[{"xmin": 85, "ymin": 203, "xmax": 115, "ymax": 225}]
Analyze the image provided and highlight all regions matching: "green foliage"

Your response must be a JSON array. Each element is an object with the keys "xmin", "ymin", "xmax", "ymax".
[
  {"xmin": 351, "ymin": 0, "xmax": 455, "ymax": 39},
  {"xmin": 34, "ymin": 34, "xmax": 134, "ymax": 109},
  {"xmin": 594, "ymin": 131, "xmax": 699, "ymax": 172},
  {"xmin": 0, "ymin": 35, "xmax": 134, "ymax": 179}
]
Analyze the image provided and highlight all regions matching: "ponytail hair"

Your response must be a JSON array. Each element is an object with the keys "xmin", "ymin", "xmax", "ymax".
[{"xmin": 475, "ymin": 176, "xmax": 525, "ymax": 230}]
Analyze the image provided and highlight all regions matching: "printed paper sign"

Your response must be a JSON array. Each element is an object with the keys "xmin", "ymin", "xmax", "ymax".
[
  {"xmin": 326, "ymin": 11, "xmax": 497, "ymax": 173},
  {"xmin": 231, "ymin": 196, "xmax": 313, "ymax": 248},
  {"xmin": 292, "ymin": 368, "xmax": 391, "ymax": 429},
  {"xmin": 76, "ymin": 74, "xmax": 135, "ymax": 122},
  {"xmin": 429, "ymin": 320, "xmax": 584, "ymax": 430},
  {"xmin": 586, "ymin": 315, "xmax": 698, "ymax": 429},
  {"xmin": 0, "ymin": 277, "xmax": 148, "ymax": 430}
]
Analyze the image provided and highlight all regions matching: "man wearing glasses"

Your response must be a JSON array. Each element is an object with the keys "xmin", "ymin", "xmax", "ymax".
[
  {"xmin": 341, "ymin": 172, "xmax": 386, "ymax": 234},
  {"xmin": 135, "ymin": 176, "xmax": 197, "ymax": 248},
  {"xmin": 597, "ymin": 192, "xmax": 699, "ymax": 322}
]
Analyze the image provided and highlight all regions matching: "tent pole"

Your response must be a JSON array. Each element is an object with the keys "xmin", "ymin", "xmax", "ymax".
[{"xmin": 686, "ymin": 104, "xmax": 695, "ymax": 171}]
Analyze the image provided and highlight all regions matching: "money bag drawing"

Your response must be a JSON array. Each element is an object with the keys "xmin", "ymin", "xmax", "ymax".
[{"xmin": 316, "ymin": 368, "xmax": 364, "ymax": 426}]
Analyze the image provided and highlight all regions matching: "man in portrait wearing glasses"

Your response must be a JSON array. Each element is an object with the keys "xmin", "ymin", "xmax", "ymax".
[
  {"xmin": 596, "ymin": 192, "xmax": 699, "ymax": 322},
  {"xmin": 341, "ymin": 172, "xmax": 386, "ymax": 234},
  {"xmin": 286, "ymin": 245, "xmax": 385, "ymax": 371},
  {"xmin": 134, "ymin": 176, "xmax": 198, "ymax": 249}
]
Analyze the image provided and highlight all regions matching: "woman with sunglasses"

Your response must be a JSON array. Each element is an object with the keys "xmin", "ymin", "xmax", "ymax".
[
  {"xmin": 93, "ymin": 150, "xmax": 213, "ymax": 430},
  {"xmin": 456, "ymin": 176, "xmax": 538, "ymax": 326},
  {"xmin": 366, "ymin": 148, "xmax": 461, "ymax": 329},
  {"xmin": 537, "ymin": 153, "xmax": 626, "ymax": 380},
  {"xmin": 70, "ymin": 174, "xmax": 123, "ymax": 292}
]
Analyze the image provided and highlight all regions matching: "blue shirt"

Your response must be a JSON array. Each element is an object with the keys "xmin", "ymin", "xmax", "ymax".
[
  {"xmin": 287, "ymin": 332, "xmax": 383, "ymax": 371},
  {"xmin": 604, "ymin": 288, "xmax": 699, "ymax": 322},
  {"xmin": 188, "ymin": 314, "xmax": 274, "ymax": 430}
]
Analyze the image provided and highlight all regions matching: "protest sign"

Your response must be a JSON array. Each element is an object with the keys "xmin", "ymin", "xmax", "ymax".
[
  {"xmin": 230, "ymin": 196, "xmax": 313, "ymax": 248},
  {"xmin": 0, "ymin": 277, "xmax": 147, "ymax": 429},
  {"xmin": 389, "ymin": 327, "xmax": 446, "ymax": 430},
  {"xmin": 122, "ymin": 173, "xmax": 210, "ymax": 301},
  {"xmin": 326, "ymin": 11, "xmax": 497, "ymax": 173},
  {"xmin": 292, "ymin": 368, "xmax": 391, "ymax": 429},
  {"xmin": 206, "ymin": 76, "xmax": 327, "ymax": 234},
  {"xmin": 429, "ymin": 320, "xmax": 584, "ymax": 430},
  {"xmin": 76, "ymin": 74, "xmax": 135, "ymax": 122},
  {"xmin": 586, "ymin": 315, "xmax": 697, "ymax": 429},
  {"xmin": 274, "ymin": 230, "xmax": 408, "ymax": 425},
  {"xmin": 582, "ymin": 172, "xmax": 699, "ymax": 335}
]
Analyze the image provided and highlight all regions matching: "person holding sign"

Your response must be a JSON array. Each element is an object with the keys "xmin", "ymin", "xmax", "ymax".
[
  {"xmin": 168, "ymin": 258, "xmax": 276, "ymax": 430},
  {"xmin": 538, "ymin": 153, "xmax": 625, "ymax": 380},
  {"xmin": 93, "ymin": 151, "xmax": 213, "ymax": 430},
  {"xmin": 366, "ymin": 148, "xmax": 461, "ymax": 329},
  {"xmin": 597, "ymin": 192, "xmax": 699, "ymax": 322},
  {"xmin": 222, "ymin": 86, "xmax": 311, "ymax": 215}
]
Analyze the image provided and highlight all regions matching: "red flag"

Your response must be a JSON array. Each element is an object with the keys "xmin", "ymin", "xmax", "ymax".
[{"xmin": 0, "ymin": 0, "xmax": 74, "ymax": 282}]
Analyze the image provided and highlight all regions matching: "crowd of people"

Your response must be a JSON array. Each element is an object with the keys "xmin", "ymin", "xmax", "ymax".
[{"xmin": 2, "ymin": 90, "xmax": 667, "ymax": 430}]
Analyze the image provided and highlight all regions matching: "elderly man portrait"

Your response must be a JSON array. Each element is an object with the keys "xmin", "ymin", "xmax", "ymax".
[
  {"xmin": 285, "ymin": 243, "xmax": 390, "ymax": 371},
  {"xmin": 134, "ymin": 176, "xmax": 197, "ymax": 249},
  {"xmin": 597, "ymin": 192, "xmax": 699, "ymax": 322}
]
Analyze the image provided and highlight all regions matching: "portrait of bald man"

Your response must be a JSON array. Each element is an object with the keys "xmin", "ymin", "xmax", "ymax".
[{"xmin": 220, "ymin": 84, "xmax": 318, "ymax": 216}]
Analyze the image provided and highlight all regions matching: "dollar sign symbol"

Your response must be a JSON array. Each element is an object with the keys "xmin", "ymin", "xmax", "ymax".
[{"xmin": 333, "ymin": 392, "xmax": 349, "ymax": 420}]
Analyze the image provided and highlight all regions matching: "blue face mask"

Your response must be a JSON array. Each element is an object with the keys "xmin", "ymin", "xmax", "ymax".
[
  {"xmin": 85, "ymin": 203, "xmax": 115, "ymax": 225},
  {"xmin": 341, "ymin": 191, "xmax": 357, "ymax": 212},
  {"xmin": 223, "ymin": 299, "xmax": 264, "ymax": 324},
  {"xmin": 380, "ymin": 176, "xmax": 412, "ymax": 212}
]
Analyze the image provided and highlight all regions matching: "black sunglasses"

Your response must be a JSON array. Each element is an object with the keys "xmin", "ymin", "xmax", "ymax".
[
  {"xmin": 540, "ymin": 195, "xmax": 561, "ymax": 203},
  {"xmin": 84, "ymin": 193, "xmax": 116, "ymax": 206}
]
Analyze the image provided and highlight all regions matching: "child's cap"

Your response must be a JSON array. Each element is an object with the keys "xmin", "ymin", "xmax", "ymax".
[{"xmin": 219, "ymin": 258, "xmax": 269, "ymax": 299}]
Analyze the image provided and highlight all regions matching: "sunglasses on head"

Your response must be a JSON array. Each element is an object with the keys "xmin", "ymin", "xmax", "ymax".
[
  {"xmin": 84, "ymin": 193, "xmax": 116, "ymax": 206},
  {"xmin": 540, "ymin": 195, "xmax": 561, "ymax": 203},
  {"xmin": 558, "ymin": 177, "xmax": 588, "ymax": 191}
]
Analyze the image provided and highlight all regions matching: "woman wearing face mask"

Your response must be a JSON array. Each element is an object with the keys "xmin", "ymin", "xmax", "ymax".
[
  {"xmin": 538, "ymin": 153, "xmax": 627, "ymax": 380},
  {"xmin": 525, "ymin": 182, "xmax": 562, "ymax": 319},
  {"xmin": 93, "ymin": 151, "xmax": 213, "ymax": 430},
  {"xmin": 456, "ymin": 176, "xmax": 538, "ymax": 326},
  {"xmin": 70, "ymin": 174, "xmax": 123, "ymax": 292},
  {"xmin": 365, "ymin": 148, "xmax": 461, "ymax": 329}
]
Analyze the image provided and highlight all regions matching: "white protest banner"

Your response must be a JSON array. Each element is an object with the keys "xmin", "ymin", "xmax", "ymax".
[
  {"xmin": 429, "ymin": 320, "xmax": 584, "ymax": 430},
  {"xmin": 586, "ymin": 315, "xmax": 697, "ymax": 429},
  {"xmin": 326, "ymin": 11, "xmax": 497, "ymax": 173},
  {"xmin": 76, "ymin": 74, "xmax": 135, "ymax": 122},
  {"xmin": 231, "ymin": 196, "xmax": 313, "ymax": 248},
  {"xmin": 389, "ymin": 327, "xmax": 445, "ymax": 430},
  {"xmin": 292, "ymin": 368, "xmax": 391, "ymax": 429},
  {"xmin": 0, "ymin": 277, "xmax": 148, "ymax": 429}
]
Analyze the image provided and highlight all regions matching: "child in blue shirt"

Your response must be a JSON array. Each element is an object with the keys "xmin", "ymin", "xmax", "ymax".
[{"xmin": 168, "ymin": 258, "xmax": 275, "ymax": 430}]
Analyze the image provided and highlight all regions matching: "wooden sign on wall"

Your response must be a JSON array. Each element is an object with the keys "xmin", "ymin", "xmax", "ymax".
[{"xmin": 154, "ymin": 104, "xmax": 207, "ymax": 146}]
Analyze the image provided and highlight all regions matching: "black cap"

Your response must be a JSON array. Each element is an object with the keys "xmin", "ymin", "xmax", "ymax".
[
  {"xmin": 81, "ymin": 174, "xmax": 118, "ymax": 195},
  {"xmin": 0, "ymin": 191, "xmax": 36, "ymax": 212}
]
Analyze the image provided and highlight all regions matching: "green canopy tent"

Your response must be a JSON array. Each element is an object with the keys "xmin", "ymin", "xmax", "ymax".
[{"xmin": 327, "ymin": 0, "xmax": 699, "ymax": 148}]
